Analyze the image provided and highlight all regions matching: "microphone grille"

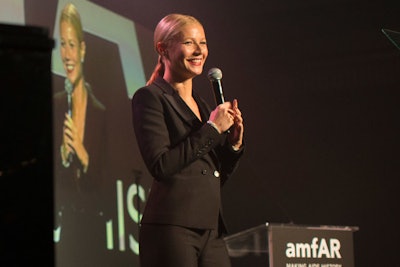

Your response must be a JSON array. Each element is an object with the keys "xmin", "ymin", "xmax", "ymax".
[{"xmin": 207, "ymin": 67, "xmax": 223, "ymax": 81}]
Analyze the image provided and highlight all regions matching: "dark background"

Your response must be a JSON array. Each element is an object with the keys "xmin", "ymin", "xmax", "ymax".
[
  {"xmin": 98, "ymin": 0, "xmax": 400, "ymax": 266},
  {"xmin": 6, "ymin": 0, "xmax": 400, "ymax": 266},
  {"xmin": 96, "ymin": 1, "xmax": 400, "ymax": 266}
]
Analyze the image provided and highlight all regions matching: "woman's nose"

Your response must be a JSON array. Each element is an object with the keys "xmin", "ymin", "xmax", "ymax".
[
  {"xmin": 194, "ymin": 42, "xmax": 205, "ymax": 54},
  {"xmin": 62, "ymin": 47, "xmax": 71, "ymax": 59}
]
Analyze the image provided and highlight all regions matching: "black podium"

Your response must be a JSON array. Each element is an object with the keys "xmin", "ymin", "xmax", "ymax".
[
  {"xmin": 224, "ymin": 223, "xmax": 358, "ymax": 267},
  {"xmin": 0, "ymin": 24, "xmax": 54, "ymax": 266}
]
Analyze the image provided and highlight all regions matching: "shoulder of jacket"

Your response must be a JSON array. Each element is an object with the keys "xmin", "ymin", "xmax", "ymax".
[{"xmin": 86, "ymin": 83, "xmax": 106, "ymax": 111}]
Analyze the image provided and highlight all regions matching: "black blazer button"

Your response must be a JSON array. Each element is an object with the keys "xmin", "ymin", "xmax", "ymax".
[{"xmin": 201, "ymin": 169, "xmax": 207, "ymax": 175}]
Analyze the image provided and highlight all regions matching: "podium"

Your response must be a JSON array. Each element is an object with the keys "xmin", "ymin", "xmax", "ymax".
[{"xmin": 224, "ymin": 223, "xmax": 358, "ymax": 267}]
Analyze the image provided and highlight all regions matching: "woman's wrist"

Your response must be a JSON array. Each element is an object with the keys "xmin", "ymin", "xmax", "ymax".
[
  {"xmin": 60, "ymin": 145, "xmax": 70, "ymax": 168},
  {"xmin": 231, "ymin": 143, "xmax": 242, "ymax": 151},
  {"xmin": 207, "ymin": 120, "xmax": 221, "ymax": 134}
]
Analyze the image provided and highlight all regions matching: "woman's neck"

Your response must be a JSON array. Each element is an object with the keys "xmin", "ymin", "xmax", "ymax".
[
  {"xmin": 174, "ymin": 82, "xmax": 193, "ymax": 101},
  {"xmin": 165, "ymin": 76, "xmax": 202, "ymax": 121},
  {"xmin": 165, "ymin": 75, "xmax": 193, "ymax": 100},
  {"xmin": 163, "ymin": 71, "xmax": 193, "ymax": 100},
  {"xmin": 71, "ymin": 79, "xmax": 88, "ymax": 140},
  {"xmin": 72, "ymin": 79, "xmax": 87, "ymax": 109}
]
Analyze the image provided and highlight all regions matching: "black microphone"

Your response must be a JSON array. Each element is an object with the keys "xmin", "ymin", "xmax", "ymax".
[
  {"xmin": 207, "ymin": 67, "xmax": 225, "ymax": 106},
  {"xmin": 64, "ymin": 78, "xmax": 73, "ymax": 117},
  {"xmin": 208, "ymin": 67, "xmax": 231, "ymax": 134},
  {"xmin": 64, "ymin": 78, "xmax": 74, "ymax": 163}
]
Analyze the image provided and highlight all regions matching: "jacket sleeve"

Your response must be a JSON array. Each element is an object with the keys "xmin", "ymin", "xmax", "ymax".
[{"xmin": 217, "ymin": 141, "xmax": 244, "ymax": 185}]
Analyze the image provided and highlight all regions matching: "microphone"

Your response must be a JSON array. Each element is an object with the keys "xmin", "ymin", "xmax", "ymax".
[
  {"xmin": 207, "ymin": 67, "xmax": 225, "ymax": 106},
  {"xmin": 208, "ymin": 67, "xmax": 231, "ymax": 134},
  {"xmin": 64, "ymin": 78, "xmax": 73, "ymax": 117},
  {"xmin": 64, "ymin": 78, "xmax": 74, "ymax": 163}
]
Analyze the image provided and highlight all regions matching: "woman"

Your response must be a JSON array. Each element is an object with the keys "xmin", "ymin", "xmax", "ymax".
[
  {"xmin": 132, "ymin": 13, "xmax": 244, "ymax": 267},
  {"xmin": 53, "ymin": 3, "xmax": 107, "ymax": 266}
]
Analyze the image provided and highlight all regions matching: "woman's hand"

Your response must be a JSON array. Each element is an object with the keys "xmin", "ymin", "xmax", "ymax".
[
  {"xmin": 228, "ymin": 99, "xmax": 244, "ymax": 150},
  {"xmin": 208, "ymin": 102, "xmax": 235, "ymax": 133},
  {"xmin": 208, "ymin": 99, "xmax": 244, "ymax": 150},
  {"xmin": 61, "ymin": 113, "xmax": 89, "ymax": 172}
]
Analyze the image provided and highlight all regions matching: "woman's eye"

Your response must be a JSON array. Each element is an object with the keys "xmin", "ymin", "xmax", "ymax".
[{"xmin": 182, "ymin": 41, "xmax": 207, "ymax": 47}]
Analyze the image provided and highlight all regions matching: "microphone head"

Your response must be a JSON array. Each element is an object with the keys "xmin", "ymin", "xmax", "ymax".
[{"xmin": 207, "ymin": 67, "xmax": 223, "ymax": 81}]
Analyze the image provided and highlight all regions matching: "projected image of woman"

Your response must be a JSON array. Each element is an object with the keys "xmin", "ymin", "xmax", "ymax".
[
  {"xmin": 53, "ymin": 3, "xmax": 107, "ymax": 266},
  {"xmin": 132, "ymin": 13, "xmax": 244, "ymax": 267}
]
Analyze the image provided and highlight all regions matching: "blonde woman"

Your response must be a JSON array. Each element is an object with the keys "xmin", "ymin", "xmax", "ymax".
[
  {"xmin": 132, "ymin": 13, "xmax": 244, "ymax": 267},
  {"xmin": 53, "ymin": 3, "xmax": 107, "ymax": 266}
]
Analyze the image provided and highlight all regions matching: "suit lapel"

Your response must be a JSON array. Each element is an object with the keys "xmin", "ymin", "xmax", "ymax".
[
  {"xmin": 154, "ymin": 77, "xmax": 221, "ymax": 170},
  {"xmin": 164, "ymin": 93, "xmax": 195, "ymax": 124},
  {"xmin": 154, "ymin": 78, "xmax": 197, "ymax": 126},
  {"xmin": 193, "ymin": 92, "xmax": 212, "ymax": 122}
]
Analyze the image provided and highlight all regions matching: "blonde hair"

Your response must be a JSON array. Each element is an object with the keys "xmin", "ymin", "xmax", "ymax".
[
  {"xmin": 59, "ymin": 3, "xmax": 84, "ymax": 43},
  {"xmin": 146, "ymin": 14, "xmax": 202, "ymax": 85}
]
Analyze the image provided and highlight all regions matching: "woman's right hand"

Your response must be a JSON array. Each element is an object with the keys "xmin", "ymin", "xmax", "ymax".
[
  {"xmin": 61, "ymin": 113, "xmax": 74, "ymax": 164},
  {"xmin": 61, "ymin": 113, "xmax": 89, "ymax": 172},
  {"xmin": 208, "ymin": 102, "xmax": 235, "ymax": 133}
]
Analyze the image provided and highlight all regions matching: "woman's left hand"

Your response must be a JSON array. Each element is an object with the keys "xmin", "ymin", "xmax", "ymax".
[{"xmin": 228, "ymin": 99, "xmax": 244, "ymax": 150}]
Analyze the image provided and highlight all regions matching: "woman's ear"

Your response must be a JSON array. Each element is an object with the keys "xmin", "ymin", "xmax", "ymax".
[
  {"xmin": 80, "ymin": 41, "xmax": 86, "ymax": 63},
  {"xmin": 156, "ymin": 42, "xmax": 167, "ymax": 56}
]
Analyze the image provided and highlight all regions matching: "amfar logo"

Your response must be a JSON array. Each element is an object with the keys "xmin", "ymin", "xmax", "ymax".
[{"xmin": 286, "ymin": 238, "xmax": 342, "ymax": 259}]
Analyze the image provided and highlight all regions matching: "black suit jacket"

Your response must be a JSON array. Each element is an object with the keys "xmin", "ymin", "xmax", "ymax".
[
  {"xmin": 53, "ymin": 83, "xmax": 107, "ymax": 214},
  {"xmin": 132, "ymin": 77, "xmax": 243, "ymax": 231}
]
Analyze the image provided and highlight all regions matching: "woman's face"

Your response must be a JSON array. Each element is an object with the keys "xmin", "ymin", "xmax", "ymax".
[
  {"xmin": 164, "ymin": 22, "xmax": 208, "ymax": 81},
  {"xmin": 60, "ymin": 21, "xmax": 85, "ymax": 86}
]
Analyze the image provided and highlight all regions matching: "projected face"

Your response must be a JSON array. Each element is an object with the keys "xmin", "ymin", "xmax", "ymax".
[
  {"xmin": 165, "ymin": 22, "xmax": 208, "ymax": 80},
  {"xmin": 60, "ymin": 21, "xmax": 86, "ymax": 87}
]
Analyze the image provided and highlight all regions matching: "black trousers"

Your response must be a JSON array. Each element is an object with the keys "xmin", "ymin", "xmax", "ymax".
[{"xmin": 139, "ymin": 224, "xmax": 231, "ymax": 267}]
